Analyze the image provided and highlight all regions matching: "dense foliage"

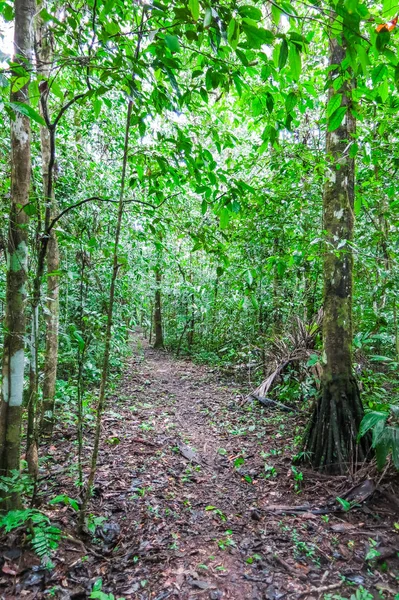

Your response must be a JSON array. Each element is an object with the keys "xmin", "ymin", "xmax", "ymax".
[{"xmin": 1, "ymin": 0, "xmax": 399, "ymax": 555}]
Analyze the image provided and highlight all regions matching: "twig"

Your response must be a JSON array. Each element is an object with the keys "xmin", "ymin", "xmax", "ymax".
[
  {"xmin": 297, "ymin": 581, "xmax": 344, "ymax": 598},
  {"xmin": 131, "ymin": 437, "xmax": 159, "ymax": 447},
  {"xmin": 273, "ymin": 554, "xmax": 307, "ymax": 581}
]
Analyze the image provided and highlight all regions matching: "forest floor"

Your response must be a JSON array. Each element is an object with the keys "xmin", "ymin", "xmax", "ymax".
[{"xmin": 2, "ymin": 333, "xmax": 399, "ymax": 600}]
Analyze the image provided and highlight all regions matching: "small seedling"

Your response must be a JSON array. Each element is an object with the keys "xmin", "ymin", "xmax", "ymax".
[
  {"xmin": 365, "ymin": 538, "xmax": 380, "ymax": 561},
  {"xmin": 205, "ymin": 506, "xmax": 227, "ymax": 521},
  {"xmin": 291, "ymin": 465, "xmax": 303, "ymax": 492},
  {"xmin": 321, "ymin": 515, "xmax": 329, "ymax": 523},
  {"xmin": 336, "ymin": 496, "xmax": 352, "ymax": 511}
]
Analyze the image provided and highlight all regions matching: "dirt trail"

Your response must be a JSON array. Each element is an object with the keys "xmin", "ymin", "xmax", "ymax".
[
  {"xmin": 4, "ymin": 333, "xmax": 398, "ymax": 600},
  {"xmin": 74, "ymin": 335, "xmax": 398, "ymax": 599}
]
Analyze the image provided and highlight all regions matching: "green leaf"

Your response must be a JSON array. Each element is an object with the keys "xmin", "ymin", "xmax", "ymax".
[
  {"xmin": 93, "ymin": 98, "xmax": 102, "ymax": 117},
  {"xmin": 219, "ymin": 207, "xmax": 230, "ymax": 229},
  {"xmin": 288, "ymin": 43, "xmax": 301, "ymax": 81},
  {"xmin": 376, "ymin": 29, "xmax": 390, "ymax": 52},
  {"xmin": 336, "ymin": 497, "xmax": 351, "ymax": 511},
  {"xmin": 349, "ymin": 142, "xmax": 359, "ymax": 158},
  {"xmin": 371, "ymin": 64, "xmax": 388, "ymax": 85},
  {"xmin": 234, "ymin": 456, "xmax": 245, "ymax": 468},
  {"xmin": 241, "ymin": 22, "xmax": 274, "ymax": 49},
  {"xmin": 266, "ymin": 92, "xmax": 274, "ymax": 114},
  {"xmin": 355, "ymin": 44, "xmax": 369, "ymax": 75},
  {"xmin": 238, "ymin": 5, "xmax": 262, "ymax": 20},
  {"xmin": 375, "ymin": 434, "xmax": 390, "ymax": 470},
  {"xmin": 327, "ymin": 106, "xmax": 347, "ymax": 131},
  {"xmin": 227, "ymin": 19, "xmax": 240, "ymax": 49},
  {"xmin": 390, "ymin": 428, "xmax": 399, "ymax": 469},
  {"xmin": 378, "ymin": 78, "xmax": 389, "ymax": 102},
  {"xmin": 272, "ymin": 3, "xmax": 281, "ymax": 25},
  {"xmin": 383, "ymin": 0, "xmax": 397, "ymax": 18},
  {"xmin": 49, "ymin": 495, "xmax": 79, "ymax": 512},
  {"xmin": 203, "ymin": 8, "xmax": 212, "ymax": 27},
  {"xmin": 9, "ymin": 101, "xmax": 46, "ymax": 126},
  {"xmin": 285, "ymin": 91, "xmax": 297, "ymax": 113},
  {"xmin": 23, "ymin": 203, "xmax": 37, "ymax": 217},
  {"xmin": 278, "ymin": 39, "xmax": 288, "ymax": 70},
  {"xmin": 11, "ymin": 75, "xmax": 30, "ymax": 93},
  {"xmin": 326, "ymin": 93, "xmax": 342, "ymax": 118},
  {"xmin": 188, "ymin": 0, "xmax": 200, "ymax": 21},
  {"xmin": 358, "ymin": 411, "xmax": 388, "ymax": 440},
  {"xmin": 165, "ymin": 34, "xmax": 179, "ymax": 52}
]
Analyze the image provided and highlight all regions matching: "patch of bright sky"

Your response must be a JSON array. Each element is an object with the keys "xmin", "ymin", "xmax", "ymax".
[{"xmin": 0, "ymin": 18, "xmax": 13, "ymax": 65}]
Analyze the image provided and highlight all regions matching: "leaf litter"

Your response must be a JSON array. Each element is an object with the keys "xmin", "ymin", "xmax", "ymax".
[{"xmin": 1, "ymin": 334, "xmax": 399, "ymax": 599}]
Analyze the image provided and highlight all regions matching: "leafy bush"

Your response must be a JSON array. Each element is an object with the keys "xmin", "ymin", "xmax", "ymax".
[
  {"xmin": 358, "ymin": 405, "xmax": 399, "ymax": 470},
  {"xmin": 0, "ymin": 509, "xmax": 61, "ymax": 564}
]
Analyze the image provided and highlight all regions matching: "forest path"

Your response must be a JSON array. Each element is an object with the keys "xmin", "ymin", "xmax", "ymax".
[
  {"xmin": 86, "ymin": 332, "xmax": 340, "ymax": 600},
  {"xmin": 113, "ymin": 333, "xmax": 261, "ymax": 599},
  {"xmin": 36, "ymin": 331, "xmax": 388, "ymax": 599}
]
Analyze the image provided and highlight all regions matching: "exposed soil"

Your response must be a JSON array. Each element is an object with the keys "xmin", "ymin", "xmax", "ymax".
[{"xmin": 1, "ymin": 334, "xmax": 399, "ymax": 599}]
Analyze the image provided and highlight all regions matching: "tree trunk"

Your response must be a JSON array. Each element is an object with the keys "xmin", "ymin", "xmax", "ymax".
[
  {"xmin": 35, "ymin": 6, "xmax": 60, "ymax": 437},
  {"xmin": 303, "ymin": 30, "xmax": 369, "ymax": 474},
  {"xmin": 0, "ymin": 0, "xmax": 35, "ymax": 509},
  {"xmin": 154, "ymin": 266, "xmax": 164, "ymax": 349}
]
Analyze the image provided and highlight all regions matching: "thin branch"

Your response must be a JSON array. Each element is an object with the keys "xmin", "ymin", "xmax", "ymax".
[{"xmin": 46, "ymin": 192, "xmax": 181, "ymax": 234}]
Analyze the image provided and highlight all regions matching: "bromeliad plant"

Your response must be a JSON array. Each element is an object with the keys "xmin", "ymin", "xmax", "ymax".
[{"xmin": 358, "ymin": 405, "xmax": 399, "ymax": 470}]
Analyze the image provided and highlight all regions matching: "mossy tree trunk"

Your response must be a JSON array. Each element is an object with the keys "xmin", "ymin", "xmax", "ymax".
[
  {"xmin": 303, "ymin": 30, "xmax": 369, "ymax": 474},
  {"xmin": 0, "ymin": 0, "xmax": 35, "ymax": 509}
]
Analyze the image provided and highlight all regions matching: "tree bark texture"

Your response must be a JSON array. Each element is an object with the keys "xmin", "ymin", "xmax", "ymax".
[
  {"xmin": 35, "ymin": 5, "xmax": 60, "ymax": 436},
  {"xmin": 303, "ymin": 31, "xmax": 369, "ymax": 473},
  {"xmin": 0, "ymin": 0, "xmax": 35, "ymax": 508},
  {"xmin": 154, "ymin": 266, "xmax": 164, "ymax": 349}
]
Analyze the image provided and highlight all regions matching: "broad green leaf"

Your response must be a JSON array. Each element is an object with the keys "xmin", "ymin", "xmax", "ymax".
[
  {"xmin": 204, "ymin": 8, "xmax": 212, "ymax": 27},
  {"xmin": 375, "ymin": 434, "xmax": 390, "ymax": 470},
  {"xmin": 238, "ymin": 6, "xmax": 262, "ymax": 20},
  {"xmin": 188, "ymin": 0, "xmax": 200, "ymax": 21},
  {"xmin": 219, "ymin": 207, "xmax": 230, "ymax": 229},
  {"xmin": 278, "ymin": 39, "xmax": 288, "ymax": 70},
  {"xmin": 326, "ymin": 93, "xmax": 342, "ymax": 118},
  {"xmin": 358, "ymin": 411, "xmax": 388, "ymax": 440},
  {"xmin": 227, "ymin": 19, "xmax": 240, "ymax": 49},
  {"xmin": 378, "ymin": 78, "xmax": 389, "ymax": 102},
  {"xmin": 349, "ymin": 142, "xmax": 359, "ymax": 158},
  {"xmin": 93, "ymin": 98, "xmax": 102, "ymax": 117},
  {"xmin": 376, "ymin": 29, "xmax": 390, "ymax": 52},
  {"xmin": 355, "ymin": 44, "xmax": 369, "ymax": 75},
  {"xmin": 272, "ymin": 3, "xmax": 281, "ymax": 25},
  {"xmin": 9, "ymin": 101, "xmax": 46, "ymax": 125},
  {"xmin": 285, "ymin": 92, "xmax": 297, "ymax": 113},
  {"xmin": 371, "ymin": 64, "xmax": 388, "ymax": 85},
  {"xmin": 165, "ymin": 34, "xmax": 179, "ymax": 52},
  {"xmin": 383, "ymin": 0, "xmax": 397, "ymax": 18},
  {"xmin": 23, "ymin": 203, "xmax": 37, "ymax": 217},
  {"xmin": 266, "ymin": 92, "xmax": 274, "ymax": 114},
  {"xmin": 288, "ymin": 43, "xmax": 301, "ymax": 81},
  {"xmin": 11, "ymin": 75, "xmax": 30, "ymax": 93},
  {"xmin": 327, "ymin": 106, "xmax": 347, "ymax": 131}
]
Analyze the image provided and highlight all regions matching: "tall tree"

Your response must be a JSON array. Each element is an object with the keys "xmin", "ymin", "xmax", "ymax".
[
  {"xmin": 35, "ymin": 3, "xmax": 60, "ymax": 437},
  {"xmin": 0, "ymin": 0, "xmax": 36, "ymax": 508},
  {"xmin": 303, "ymin": 9, "xmax": 369, "ymax": 472}
]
